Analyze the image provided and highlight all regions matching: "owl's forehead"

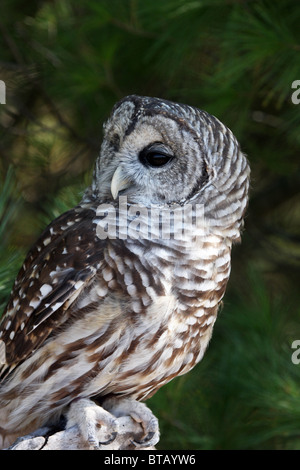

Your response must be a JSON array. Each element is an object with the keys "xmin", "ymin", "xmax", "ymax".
[
  {"xmin": 113, "ymin": 95, "xmax": 190, "ymax": 119},
  {"xmin": 104, "ymin": 95, "xmax": 199, "ymax": 137}
]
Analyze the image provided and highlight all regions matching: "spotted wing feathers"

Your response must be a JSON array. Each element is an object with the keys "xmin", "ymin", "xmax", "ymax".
[{"xmin": 0, "ymin": 205, "xmax": 103, "ymax": 379}]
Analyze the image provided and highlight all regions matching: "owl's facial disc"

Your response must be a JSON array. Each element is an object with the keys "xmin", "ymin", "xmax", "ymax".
[
  {"xmin": 96, "ymin": 96, "xmax": 211, "ymax": 205},
  {"xmin": 111, "ymin": 142, "xmax": 174, "ymax": 199}
]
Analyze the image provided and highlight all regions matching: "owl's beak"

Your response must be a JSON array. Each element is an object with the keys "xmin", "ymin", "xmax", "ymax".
[{"xmin": 111, "ymin": 166, "xmax": 132, "ymax": 199}]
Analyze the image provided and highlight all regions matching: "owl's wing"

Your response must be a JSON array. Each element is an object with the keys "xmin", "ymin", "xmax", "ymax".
[{"xmin": 0, "ymin": 205, "xmax": 104, "ymax": 381}]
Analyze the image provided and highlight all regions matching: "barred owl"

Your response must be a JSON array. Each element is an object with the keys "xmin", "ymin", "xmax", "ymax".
[{"xmin": 0, "ymin": 95, "xmax": 250, "ymax": 449}]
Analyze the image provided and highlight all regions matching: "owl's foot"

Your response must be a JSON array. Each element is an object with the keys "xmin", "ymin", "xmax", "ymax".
[
  {"xmin": 102, "ymin": 397, "xmax": 160, "ymax": 448},
  {"xmin": 66, "ymin": 398, "xmax": 118, "ymax": 449}
]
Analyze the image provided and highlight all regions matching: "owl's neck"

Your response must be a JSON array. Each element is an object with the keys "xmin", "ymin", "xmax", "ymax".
[{"xmin": 90, "ymin": 195, "xmax": 231, "ymax": 246}]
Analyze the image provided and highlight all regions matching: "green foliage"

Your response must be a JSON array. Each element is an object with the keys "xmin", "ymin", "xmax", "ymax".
[
  {"xmin": 0, "ymin": 0, "xmax": 299, "ymax": 450},
  {"xmin": 0, "ymin": 168, "xmax": 25, "ymax": 312}
]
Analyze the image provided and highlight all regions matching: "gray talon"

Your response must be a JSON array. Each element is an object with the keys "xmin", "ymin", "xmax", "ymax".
[
  {"xmin": 132, "ymin": 431, "xmax": 156, "ymax": 447},
  {"xmin": 98, "ymin": 431, "xmax": 118, "ymax": 445}
]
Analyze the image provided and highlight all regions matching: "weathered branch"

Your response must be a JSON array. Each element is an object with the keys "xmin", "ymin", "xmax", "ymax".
[{"xmin": 6, "ymin": 415, "xmax": 157, "ymax": 450}]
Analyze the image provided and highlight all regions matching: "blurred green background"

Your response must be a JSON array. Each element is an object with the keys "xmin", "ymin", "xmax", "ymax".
[{"xmin": 0, "ymin": 0, "xmax": 300, "ymax": 449}]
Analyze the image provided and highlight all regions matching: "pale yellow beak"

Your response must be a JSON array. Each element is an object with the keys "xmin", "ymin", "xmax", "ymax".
[{"xmin": 110, "ymin": 166, "xmax": 132, "ymax": 199}]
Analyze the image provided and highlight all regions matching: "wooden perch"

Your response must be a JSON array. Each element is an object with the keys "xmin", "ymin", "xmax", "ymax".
[{"xmin": 5, "ymin": 416, "xmax": 158, "ymax": 450}]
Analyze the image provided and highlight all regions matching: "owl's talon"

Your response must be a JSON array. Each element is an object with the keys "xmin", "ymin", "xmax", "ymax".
[
  {"xmin": 98, "ymin": 431, "xmax": 118, "ymax": 445},
  {"xmin": 134, "ymin": 431, "xmax": 154, "ymax": 444},
  {"xmin": 66, "ymin": 398, "xmax": 118, "ymax": 450},
  {"xmin": 102, "ymin": 397, "xmax": 160, "ymax": 448},
  {"xmin": 132, "ymin": 431, "xmax": 157, "ymax": 447}
]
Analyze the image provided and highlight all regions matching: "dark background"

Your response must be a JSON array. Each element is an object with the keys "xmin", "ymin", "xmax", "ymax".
[{"xmin": 0, "ymin": 0, "xmax": 300, "ymax": 449}]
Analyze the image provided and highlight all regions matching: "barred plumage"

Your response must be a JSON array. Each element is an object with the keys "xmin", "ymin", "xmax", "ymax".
[{"xmin": 0, "ymin": 95, "xmax": 250, "ymax": 449}]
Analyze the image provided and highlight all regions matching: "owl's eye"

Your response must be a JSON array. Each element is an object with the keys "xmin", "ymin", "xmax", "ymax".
[{"xmin": 139, "ymin": 144, "xmax": 173, "ymax": 168}]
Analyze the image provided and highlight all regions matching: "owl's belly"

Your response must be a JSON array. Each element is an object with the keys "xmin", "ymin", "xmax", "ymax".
[
  {"xmin": 108, "ymin": 323, "xmax": 215, "ymax": 401},
  {"xmin": 85, "ymin": 300, "xmax": 219, "ymax": 401}
]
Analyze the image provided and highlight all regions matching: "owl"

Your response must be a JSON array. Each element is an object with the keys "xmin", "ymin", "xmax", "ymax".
[{"xmin": 0, "ymin": 95, "xmax": 250, "ymax": 449}]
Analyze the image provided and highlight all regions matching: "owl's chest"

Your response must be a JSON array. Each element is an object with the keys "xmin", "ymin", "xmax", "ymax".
[
  {"xmin": 139, "ymin": 233, "xmax": 231, "ymax": 312},
  {"xmin": 102, "ymin": 251, "xmax": 229, "ymax": 398},
  {"xmin": 83, "ymin": 236, "xmax": 231, "ymax": 398}
]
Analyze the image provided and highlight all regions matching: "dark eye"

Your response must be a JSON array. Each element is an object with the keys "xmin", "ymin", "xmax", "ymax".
[{"xmin": 139, "ymin": 144, "xmax": 173, "ymax": 168}]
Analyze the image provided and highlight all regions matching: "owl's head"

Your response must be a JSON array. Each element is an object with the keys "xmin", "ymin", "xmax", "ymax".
[{"xmin": 89, "ymin": 95, "xmax": 250, "ymax": 234}]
